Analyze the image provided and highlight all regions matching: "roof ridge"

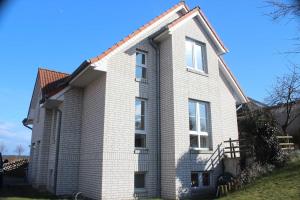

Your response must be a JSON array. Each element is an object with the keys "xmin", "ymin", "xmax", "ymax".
[
  {"xmin": 89, "ymin": 1, "xmax": 188, "ymax": 64},
  {"xmin": 38, "ymin": 67, "xmax": 70, "ymax": 75},
  {"xmin": 167, "ymin": 6, "xmax": 227, "ymax": 52},
  {"xmin": 167, "ymin": 6, "xmax": 199, "ymax": 29}
]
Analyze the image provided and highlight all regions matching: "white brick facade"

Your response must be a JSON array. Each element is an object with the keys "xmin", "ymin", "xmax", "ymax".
[{"xmin": 26, "ymin": 3, "xmax": 246, "ymax": 200}]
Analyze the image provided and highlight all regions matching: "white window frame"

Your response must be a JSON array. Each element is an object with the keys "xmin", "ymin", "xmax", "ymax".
[
  {"xmin": 135, "ymin": 51, "xmax": 147, "ymax": 80},
  {"xmin": 186, "ymin": 38, "xmax": 207, "ymax": 73},
  {"xmin": 189, "ymin": 100, "xmax": 210, "ymax": 150},
  {"xmin": 135, "ymin": 98, "xmax": 147, "ymax": 148}
]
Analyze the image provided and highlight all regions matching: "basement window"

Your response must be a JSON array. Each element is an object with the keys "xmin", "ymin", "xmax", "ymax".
[
  {"xmin": 191, "ymin": 171, "xmax": 210, "ymax": 187},
  {"xmin": 134, "ymin": 172, "xmax": 146, "ymax": 189}
]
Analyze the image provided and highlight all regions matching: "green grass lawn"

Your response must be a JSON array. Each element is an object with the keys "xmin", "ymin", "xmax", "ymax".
[
  {"xmin": 220, "ymin": 155, "xmax": 300, "ymax": 200},
  {"xmin": 0, "ymin": 185, "xmax": 66, "ymax": 200}
]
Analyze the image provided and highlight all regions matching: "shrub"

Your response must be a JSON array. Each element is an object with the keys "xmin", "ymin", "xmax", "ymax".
[
  {"xmin": 238, "ymin": 162, "xmax": 275, "ymax": 186},
  {"xmin": 238, "ymin": 109, "xmax": 288, "ymax": 167}
]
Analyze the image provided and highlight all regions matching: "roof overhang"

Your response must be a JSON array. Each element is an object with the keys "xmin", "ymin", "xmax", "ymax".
[
  {"xmin": 88, "ymin": 2, "xmax": 188, "ymax": 68},
  {"xmin": 155, "ymin": 7, "xmax": 228, "ymax": 55},
  {"xmin": 219, "ymin": 58, "xmax": 248, "ymax": 104},
  {"xmin": 69, "ymin": 61, "xmax": 107, "ymax": 87}
]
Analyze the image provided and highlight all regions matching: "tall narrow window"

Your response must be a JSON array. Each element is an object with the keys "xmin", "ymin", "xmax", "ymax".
[
  {"xmin": 135, "ymin": 98, "xmax": 146, "ymax": 148},
  {"xmin": 135, "ymin": 51, "xmax": 147, "ymax": 80},
  {"xmin": 189, "ymin": 100, "xmax": 210, "ymax": 150},
  {"xmin": 185, "ymin": 38, "xmax": 207, "ymax": 73}
]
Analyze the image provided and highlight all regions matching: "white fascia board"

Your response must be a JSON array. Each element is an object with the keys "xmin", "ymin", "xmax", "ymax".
[
  {"xmin": 69, "ymin": 64, "xmax": 92, "ymax": 85},
  {"xmin": 169, "ymin": 12, "xmax": 227, "ymax": 55},
  {"xmin": 219, "ymin": 59, "xmax": 248, "ymax": 103},
  {"xmin": 92, "ymin": 5, "xmax": 188, "ymax": 69}
]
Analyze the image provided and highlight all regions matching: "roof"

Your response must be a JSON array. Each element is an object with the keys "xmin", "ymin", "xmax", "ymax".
[
  {"xmin": 89, "ymin": 1, "xmax": 189, "ymax": 64},
  {"xmin": 167, "ymin": 7, "xmax": 228, "ymax": 52},
  {"xmin": 29, "ymin": 2, "xmax": 246, "ymax": 103},
  {"xmin": 219, "ymin": 57, "xmax": 248, "ymax": 102},
  {"xmin": 37, "ymin": 68, "xmax": 70, "ymax": 98}
]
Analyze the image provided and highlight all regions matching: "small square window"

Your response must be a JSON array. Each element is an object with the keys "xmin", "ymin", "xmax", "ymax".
[
  {"xmin": 134, "ymin": 172, "xmax": 145, "ymax": 189},
  {"xmin": 191, "ymin": 171, "xmax": 210, "ymax": 188},
  {"xmin": 135, "ymin": 134, "xmax": 146, "ymax": 148}
]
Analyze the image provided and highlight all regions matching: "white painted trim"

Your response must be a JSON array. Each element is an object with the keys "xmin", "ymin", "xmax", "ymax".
[
  {"xmin": 93, "ymin": 5, "xmax": 188, "ymax": 69},
  {"xmin": 69, "ymin": 64, "xmax": 92, "ymax": 85},
  {"xmin": 169, "ymin": 11, "xmax": 227, "ymax": 55},
  {"xmin": 218, "ymin": 59, "xmax": 248, "ymax": 103}
]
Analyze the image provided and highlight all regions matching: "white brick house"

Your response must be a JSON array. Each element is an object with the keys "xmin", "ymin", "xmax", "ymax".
[{"xmin": 23, "ymin": 2, "xmax": 248, "ymax": 199}]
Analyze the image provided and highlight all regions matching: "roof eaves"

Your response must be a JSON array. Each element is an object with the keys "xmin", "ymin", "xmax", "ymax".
[
  {"xmin": 89, "ymin": 1, "xmax": 189, "ymax": 64},
  {"xmin": 219, "ymin": 57, "xmax": 248, "ymax": 103}
]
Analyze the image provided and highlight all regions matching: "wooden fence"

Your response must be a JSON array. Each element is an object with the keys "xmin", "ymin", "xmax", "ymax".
[
  {"xmin": 223, "ymin": 138, "xmax": 249, "ymax": 158},
  {"xmin": 277, "ymin": 136, "xmax": 295, "ymax": 151}
]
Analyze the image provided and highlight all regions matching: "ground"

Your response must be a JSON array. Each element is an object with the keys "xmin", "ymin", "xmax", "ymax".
[
  {"xmin": 220, "ymin": 153, "xmax": 300, "ymax": 200},
  {"xmin": 0, "ymin": 154, "xmax": 299, "ymax": 200}
]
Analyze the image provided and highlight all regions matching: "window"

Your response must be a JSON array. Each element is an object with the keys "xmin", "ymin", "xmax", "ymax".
[
  {"xmin": 135, "ymin": 98, "xmax": 146, "ymax": 148},
  {"xmin": 185, "ymin": 38, "xmax": 207, "ymax": 72},
  {"xmin": 189, "ymin": 100, "xmax": 210, "ymax": 150},
  {"xmin": 135, "ymin": 51, "xmax": 147, "ymax": 80},
  {"xmin": 134, "ymin": 172, "xmax": 146, "ymax": 189},
  {"xmin": 191, "ymin": 171, "xmax": 210, "ymax": 187}
]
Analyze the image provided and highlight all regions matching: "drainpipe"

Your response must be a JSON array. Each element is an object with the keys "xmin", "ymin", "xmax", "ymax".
[
  {"xmin": 22, "ymin": 118, "xmax": 33, "ymax": 130},
  {"xmin": 149, "ymin": 38, "xmax": 161, "ymax": 197},
  {"xmin": 54, "ymin": 109, "xmax": 62, "ymax": 194}
]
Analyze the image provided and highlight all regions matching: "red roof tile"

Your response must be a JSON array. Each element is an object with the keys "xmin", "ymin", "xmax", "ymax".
[
  {"xmin": 38, "ymin": 68, "xmax": 70, "ymax": 97},
  {"xmin": 89, "ymin": 1, "xmax": 188, "ymax": 64}
]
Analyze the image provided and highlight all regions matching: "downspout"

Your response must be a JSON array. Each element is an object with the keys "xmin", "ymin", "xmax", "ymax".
[
  {"xmin": 22, "ymin": 118, "xmax": 33, "ymax": 130},
  {"xmin": 149, "ymin": 38, "xmax": 161, "ymax": 197},
  {"xmin": 54, "ymin": 109, "xmax": 62, "ymax": 194}
]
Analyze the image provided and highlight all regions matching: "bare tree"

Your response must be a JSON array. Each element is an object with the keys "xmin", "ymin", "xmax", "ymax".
[
  {"xmin": 266, "ymin": 65, "xmax": 300, "ymax": 135},
  {"xmin": 15, "ymin": 144, "xmax": 25, "ymax": 157},
  {"xmin": 266, "ymin": 0, "xmax": 300, "ymax": 53},
  {"xmin": 266, "ymin": 0, "xmax": 300, "ymax": 20},
  {"xmin": 0, "ymin": 143, "xmax": 6, "ymax": 154}
]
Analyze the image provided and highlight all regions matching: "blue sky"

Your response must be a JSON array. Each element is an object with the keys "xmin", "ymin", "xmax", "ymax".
[{"xmin": 0, "ymin": 0, "xmax": 299, "ymax": 155}]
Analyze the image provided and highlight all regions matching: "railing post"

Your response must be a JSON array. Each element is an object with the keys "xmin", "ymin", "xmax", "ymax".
[
  {"xmin": 229, "ymin": 138, "xmax": 233, "ymax": 158},
  {"xmin": 218, "ymin": 144, "xmax": 221, "ymax": 162}
]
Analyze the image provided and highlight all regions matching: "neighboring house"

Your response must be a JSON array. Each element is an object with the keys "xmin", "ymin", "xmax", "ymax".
[
  {"xmin": 23, "ymin": 2, "xmax": 247, "ymax": 199},
  {"xmin": 237, "ymin": 97, "xmax": 300, "ymax": 148},
  {"xmin": 268, "ymin": 100, "xmax": 300, "ymax": 148}
]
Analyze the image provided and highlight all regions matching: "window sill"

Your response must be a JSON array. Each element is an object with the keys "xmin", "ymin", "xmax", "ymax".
[
  {"xmin": 190, "ymin": 149, "xmax": 213, "ymax": 154},
  {"xmin": 135, "ymin": 78, "xmax": 148, "ymax": 84},
  {"xmin": 187, "ymin": 68, "xmax": 208, "ymax": 77},
  {"xmin": 134, "ymin": 148, "xmax": 149, "ymax": 154}
]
